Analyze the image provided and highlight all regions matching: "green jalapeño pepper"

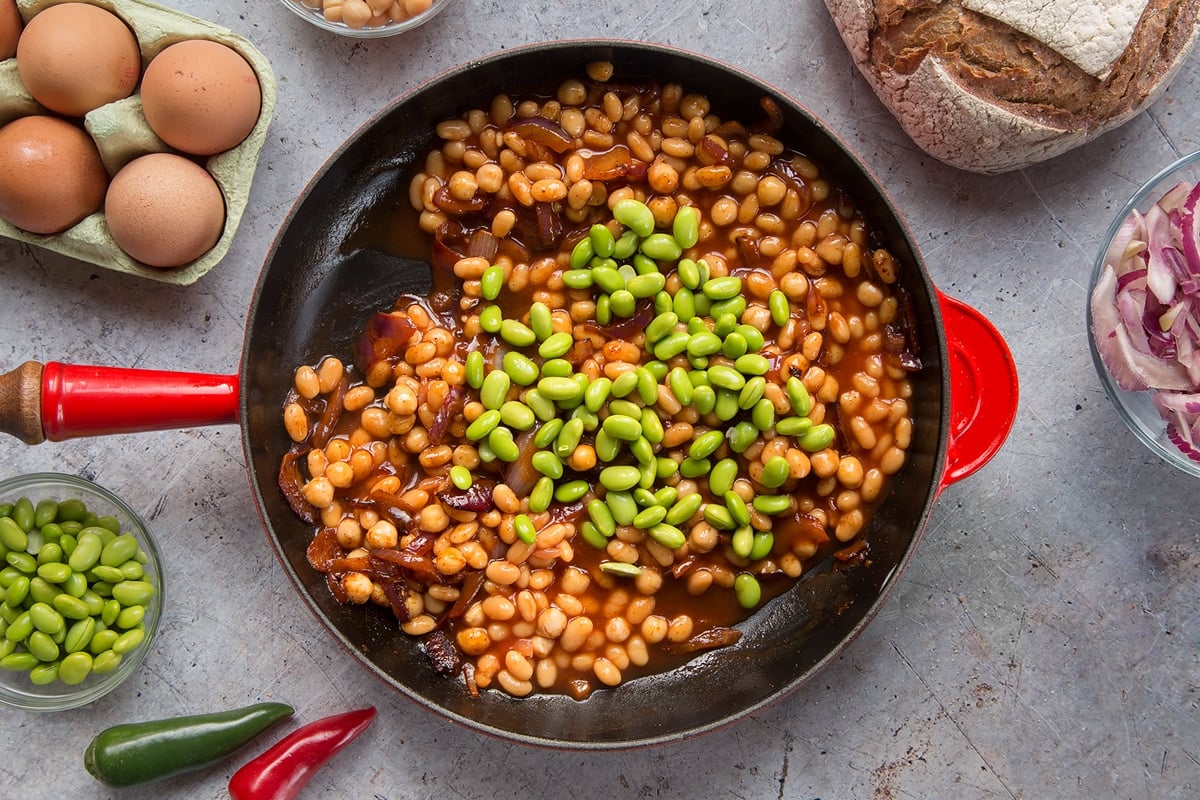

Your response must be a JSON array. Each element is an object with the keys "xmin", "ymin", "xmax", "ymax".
[{"xmin": 84, "ymin": 701, "xmax": 295, "ymax": 788}]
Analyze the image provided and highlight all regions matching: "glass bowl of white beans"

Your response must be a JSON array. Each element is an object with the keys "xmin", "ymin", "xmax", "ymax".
[
  {"xmin": 0, "ymin": 473, "xmax": 163, "ymax": 712},
  {"xmin": 277, "ymin": 0, "xmax": 452, "ymax": 37}
]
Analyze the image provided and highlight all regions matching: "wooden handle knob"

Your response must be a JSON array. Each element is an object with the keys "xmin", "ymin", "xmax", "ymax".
[{"xmin": 0, "ymin": 361, "xmax": 45, "ymax": 445}]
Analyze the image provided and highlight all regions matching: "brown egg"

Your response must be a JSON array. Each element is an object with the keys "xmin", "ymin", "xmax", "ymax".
[
  {"xmin": 0, "ymin": 115, "xmax": 107, "ymax": 235},
  {"xmin": 0, "ymin": 0, "xmax": 23, "ymax": 61},
  {"xmin": 16, "ymin": 3, "xmax": 140, "ymax": 117},
  {"xmin": 140, "ymin": 39, "xmax": 262, "ymax": 156},
  {"xmin": 104, "ymin": 153, "xmax": 225, "ymax": 268}
]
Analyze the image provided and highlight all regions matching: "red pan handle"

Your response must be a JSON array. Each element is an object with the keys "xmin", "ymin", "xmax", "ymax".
[
  {"xmin": 937, "ymin": 292, "xmax": 1018, "ymax": 491},
  {"xmin": 0, "ymin": 361, "xmax": 239, "ymax": 444}
]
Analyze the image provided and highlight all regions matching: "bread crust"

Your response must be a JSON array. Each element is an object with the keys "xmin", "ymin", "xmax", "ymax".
[{"xmin": 825, "ymin": 0, "xmax": 1200, "ymax": 173}]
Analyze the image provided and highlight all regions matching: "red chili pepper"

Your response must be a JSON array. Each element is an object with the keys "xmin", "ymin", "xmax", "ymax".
[{"xmin": 227, "ymin": 706, "xmax": 377, "ymax": 800}]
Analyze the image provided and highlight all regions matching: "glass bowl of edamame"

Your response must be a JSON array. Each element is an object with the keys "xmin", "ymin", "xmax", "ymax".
[{"xmin": 0, "ymin": 473, "xmax": 163, "ymax": 712}]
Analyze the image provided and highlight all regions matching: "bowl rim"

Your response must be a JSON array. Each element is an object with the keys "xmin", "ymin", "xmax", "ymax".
[
  {"xmin": 276, "ymin": 0, "xmax": 451, "ymax": 38},
  {"xmin": 1087, "ymin": 149, "xmax": 1200, "ymax": 478},
  {"xmin": 0, "ymin": 471, "xmax": 164, "ymax": 712}
]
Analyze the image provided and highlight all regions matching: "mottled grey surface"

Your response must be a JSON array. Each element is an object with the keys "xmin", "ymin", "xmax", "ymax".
[{"xmin": 1, "ymin": 1, "xmax": 1198, "ymax": 798}]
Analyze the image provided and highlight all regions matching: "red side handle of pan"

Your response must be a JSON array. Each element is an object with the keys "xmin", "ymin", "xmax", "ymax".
[
  {"xmin": 0, "ymin": 361, "xmax": 240, "ymax": 444},
  {"xmin": 937, "ymin": 291, "xmax": 1019, "ymax": 493}
]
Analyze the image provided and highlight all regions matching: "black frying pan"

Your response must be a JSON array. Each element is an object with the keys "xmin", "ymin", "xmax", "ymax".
[{"xmin": 0, "ymin": 40, "xmax": 1018, "ymax": 748}]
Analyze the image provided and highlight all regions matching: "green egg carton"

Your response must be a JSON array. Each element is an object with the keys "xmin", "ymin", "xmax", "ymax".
[{"xmin": 0, "ymin": 0, "xmax": 278, "ymax": 285}]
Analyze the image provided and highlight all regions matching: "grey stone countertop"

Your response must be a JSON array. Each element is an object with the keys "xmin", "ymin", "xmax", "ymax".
[{"xmin": 1, "ymin": 1, "xmax": 1198, "ymax": 798}]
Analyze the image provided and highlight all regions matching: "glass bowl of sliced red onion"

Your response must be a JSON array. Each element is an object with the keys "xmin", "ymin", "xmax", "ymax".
[{"xmin": 1088, "ymin": 150, "xmax": 1200, "ymax": 477}]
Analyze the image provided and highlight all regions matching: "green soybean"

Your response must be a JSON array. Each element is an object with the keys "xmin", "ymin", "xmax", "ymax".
[
  {"xmin": 709, "ymin": 459, "xmax": 739, "ymax": 497},
  {"xmin": 562, "ymin": 268, "xmax": 594, "ymax": 289},
  {"xmin": 555, "ymin": 417, "xmax": 585, "ymax": 459},
  {"xmin": 480, "ymin": 371, "xmax": 513, "ymax": 410},
  {"xmin": 90, "ymin": 628, "xmax": 119, "ymax": 655},
  {"xmin": 614, "ymin": 230, "xmax": 639, "ymax": 259},
  {"xmin": 12, "ymin": 498, "xmax": 34, "ymax": 532},
  {"xmin": 707, "ymin": 365, "xmax": 745, "ymax": 392},
  {"xmin": 689, "ymin": 430, "xmax": 725, "ymax": 460},
  {"xmin": 673, "ymin": 287, "xmax": 696, "ymax": 320},
  {"xmin": 465, "ymin": 351, "xmax": 485, "ymax": 389},
  {"xmin": 589, "ymin": 223, "xmax": 616, "ymax": 258},
  {"xmin": 58, "ymin": 651, "xmax": 92, "ymax": 685},
  {"xmin": 68, "ymin": 532, "xmax": 103, "ymax": 573},
  {"xmin": 7, "ymin": 551, "xmax": 35, "ymax": 574},
  {"xmin": 600, "ymin": 561, "xmax": 643, "ymax": 578},
  {"xmin": 762, "ymin": 457, "xmax": 790, "ymax": 488},
  {"xmin": 627, "ymin": 272, "xmax": 666, "ymax": 299},
  {"xmin": 529, "ymin": 477, "xmax": 554, "ymax": 513},
  {"xmin": 587, "ymin": 500, "xmax": 616, "ymax": 537},
  {"xmin": 679, "ymin": 458, "xmax": 710, "ymax": 478},
  {"xmin": 594, "ymin": 429, "xmax": 622, "ymax": 462},
  {"xmin": 768, "ymin": 290, "xmax": 790, "ymax": 326},
  {"xmin": 640, "ymin": 408, "xmax": 665, "ymax": 444},
  {"xmin": 0, "ymin": 652, "xmax": 38, "ymax": 671},
  {"xmin": 29, "ymin": 662, "xmax": 59, "ymax": 685},
  {"xmin": 27, "ymin": 630, "xmax": 58, "ymax": 662},
  {"xmin": 533, "ymin": 418, "xmax": 564, "ymax": 449},
  {"xmin": 753, "ymin": 494, "xmax": 793, "ymax": 515},
  {"xmin": 602, "ymin": 414, "xmax": 642, "ymax": 442},
  {"xmin": 480, "ymin": 264, "xmax": 505, "ymax": 300},
  {"xmin": 479, "ymin": 304, "xmax": 503, "ymax": 333},
  {"xmin": 653, "ymin": 331, "xmax": 690, "ymax": 361},
  {"xmin": 532, "ymin": 451, "xmax": 564, "ymax": 480},
  {"xmin": 613, "ymin": 198, "xmax": 655, "ymax": 238},
  {"xmin": 523, "ymin": 389, "xmax": 557, "ymax": 421},
  {"xmin": 725, "ymin": 492, "xmax": 752, "ymax": 527},
  {"xmin": 52, "ymin": 593, "xmax": 90, "ymax": 621},
  {"xmin": 786, "ymin": 377, "xmax": 812, "ymax": 416},
  {"xmin": 595, "ymin": 294, "xmax": 612, "ymax": 325},
  {"xmin": 692, "ymin": 385, "xmax": 717, "ymax": 415},
  {"xmin": 528, "ymin": 302, "xmax": 554, "ymax": 341},
  {"xmin": 731, "ymin": 525, "xmax": 754, "ymax": 559},
  {"xmin": 645, "ymin": 312, "xmax": 678, "ymax": 344},
  {"xmin": 734, "ymin": 573, "xmax": 762, "ymax": 609},
  {"xmin": 466, "ymin": 409, "xmax": 502, "ymax": 441},
  {"xmin": 580, "ymin": 521, "xmax": 608, "ymax": 550},
  {"xmin": 702, "ymin": 275, "xmax": 742, "ymax": 300},
  {"xmin": 538, "ymin": 376, "xmax": 583, "ymax": 403},
  {"xmin": 554, "ymin": 480, "xmax": 590, "ymax": 503},
  {"xmin": 640, "ymin": 233, "xmax": 682, "ymax": 262},
  {"xmin": 111, "ymin": 580, "xmax": 155, "ymax": 608},
  {"xmin": 632, "ymin": 505, "xmax": 667, "ymax": 529},
  {"xmin": 665, "ymin": 494, "xmax": 703, "ymax": 526},
  {"xmin": 799, "ymin": 423, "xmax": 836, "ymax": 452},
  {"xmin": 29, "ymin": 602, "xmax": 64, "ymax": 635},
  {"xmin": 648, "ymin": 523, "xmax": 686, "ymax": 550},
  {"xmin": 720, "ymin": 331, "xmax": 748, "ymax": 359},
  {"xmin": 0, "ymin": 517, "xmax": 27, "ymax": 551},
  {"xmin": 488, "ymin": 427, "xmax": 520, "ymax": 463},
  {"xmin": 91, "ymin": 650, "xmax": 122, "ymax": 675},
  {"xmin": 537, "ymin": 331, "xmax": 574, "ymax": 360},
  {"xmin": 599, "ymin": 466, "xmax": 640, "ymax": 492},
  {"xmin": 450, "ymin": 465, "xmax": 473, "ymax": 490},
  {"xmin": 752, "ymin": 398, "xmax": 776, "ymax": 431},
  {"xmin": 713, "ymin": 389, "xmax": 741, "ymax": 422},
  {"xmin": 750, "ymin": 531, "xmax": 775, "ymax": 561},
  {"xmin": 775, "ymin": 415, "xmax": 813, "ymax": 437},
  {"xmin": 739, "ymin": 376, "xmax": 766, "ymax": 410},
  {"xmin": 672, "ymin": 205, "xmax": 700, "ymax": 248},
  {"xmin": 514, "ymin": 513, "xmax": 536, "ymax": 544},
  {"xmin": 570, "ymin": 236, "xmax": 595, "ymax": 269},
  {"xmin": 499, "ymin": 319, "xmax": 536, "ymax": 348},
  {"xmin": 500, "ymin": 401, "xmax": 536, "ymax": 431},
  {"xmin": 605, "ymin": 492, "xmax": 637, "ymax": 527},
  {"xmin": 687, "ymin": 331, "xmax": 722, "ymax": 357}
]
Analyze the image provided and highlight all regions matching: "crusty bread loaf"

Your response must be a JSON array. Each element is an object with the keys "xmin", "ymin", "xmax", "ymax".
[{"xmin": 824, "ymin": 0, "xmax": 1200, "ymax": 173}]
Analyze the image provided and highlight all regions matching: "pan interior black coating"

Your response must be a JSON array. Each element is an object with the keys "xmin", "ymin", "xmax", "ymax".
[{"xmin": 241, "ymin": 40, "xmax": 948, "ymax": 748}]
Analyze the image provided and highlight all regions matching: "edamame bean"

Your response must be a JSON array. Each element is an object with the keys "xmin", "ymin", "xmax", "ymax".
[
  {"xmin": 775, "ymin": 416, "xmax": 812, "ymax": 437},
  {"xmin": 592, "ymin": 265, "xmax": 625, "ymax": 295},
  {"xmin": 689, "ymin": 430, "xmax": 725, "ymax": 460},
  {"xmin": 68, "ymin": 532, "xmax": 103, "ymax": 573},
  {"xmin": 709, "ymin": 459, "xmax": 739, "ymax": 497},
  {"xmin": 90, "ymin": 628, "xmax": 119, "ymax": 654},
  {"xmin": 602, "ymin": 414, "xmax": 642, "ymax": 442},
  {"xmin": 702, "ymin": 276, "xmax": 742, "ymax": 301},
  {"xmin": 529, "ymin": 477, "xmax": 554, "ymax": 513},
  {"xmin": 786, "ymin": 377, "xmax": 812, "ymax": 416},
  {"xmin": 111, "ymin": 580, "xmax": 155, "ymax": 608},
  {"xmin": 450, "ymin": 465, "xmax": 473, "ymax": 490},
  {"xmin": 599, "ymin": 466, "xmax": 640, "ymax": 492},
  {"xmin": 600, "ymin": 561, "xmax": 643, "ymax": 578},
  {"xmin": 5, "ymin": 611, "xmax": 32, "ymax": 642},
  {"xmin": 56, "ymin": 498, "xmax": 87, "ymax": 522},
  {"xmin": 479, "ymin": 304, "xmax": 503, "ymax": 333},
  {"xmin": 587, "ymin": 500, "xmax": 616, "ymax": 537},
  {"xmin": 653, "ymin": 331, "xmax": 690, "ymax": 361},
  {"xmin": 731, "ymin": 525, "xmax": 754, "ymax": 559},
  {"xmin": 762, "ymin": 457, "xmax": 790, "ymax": 488},
  {"xmin": 500, "ymin": 401, "xmax": 536, "ymax": 431},
  {"xmin": 534, "ymin": 418, "xmax": 564, "ymax": 449},
  {"xmin": 36, "ymin": 562, "xmax": 71, "ymax": 584},
  {"xmin": 33, "ymin": 499, "xmax": 58, "ymax": 529},
  {"xmin": 692, "ymin": 385, "xmax": 717, "ymax": 415},
  {"xmin": 609, "ymin": 289, "xmax": 636, "ymax": 318},
  {"xmin": 480, "ymin": 264, "xmax": 505, "ymax": 300},
  {"xmin": 488, "ymin": 427, "xmax": 521, "ymax": 463},
  {"xmin": 466, "ymin": 409, "xmax": 502, "ymax": 441},
  {"xmin": 613, "ymin": 230, "xmax": 639, "ymax": 259},
  {"xmin": 12, "ymin": 498, "xmax": 33, "ymax": 532},
  {"xmin": 735, "ymin": 354, "xmax": 770, "ymax": 377},
  {"xmin": 27, "ymin": 630, "xmax": 58, "ymax": 661},
  {"xmin": 532, "ymin": 451, "xmax": 564, "ymax": 479},
  {"xmin": 679, "ymin": 458, "xmax": 710, "ymax": 478},
  {"xmin": 799, "ymin": 423, "xmax": 836, "ymax": 452},
  {"xmin": 725, "ymin": 492, "xmax": 751, "ymax": 527},
  {"xmin": 539, "ymin": 331, "xmax": 575, "ymax": 359},
  {"xmin": 589, "ymin": 223, "xmax": 616, "ymax": 258},
  {"xmin": 635, "ymin": 368, "xmax": 658, "ymax": 405},
  {"xmin": 0, "ymin": 652, "xmax": 38, "ymax": 671},
  {"xmin": 538, "ymin": 377, "xmax": 583, "ymax": 403},
  {"xmin": 734, "ymin": 573, "xmax": 762, "ymax": 609},
  {"xmin": 686, "ymin": 331, "xmax": 722, "ymax": 358},
  {"xmin": 7, "ymin": 551, "xmax": 36, "ymax": 574},
  {"xmin": 595, "ymin": 294, "xmax": 612, "ymax": 325},
  {"xmin": 562, "ymin": 268, "xmax": 594, "ymax": 289},
  {"xmin": 0, "ymin": 517, "xmax": 27, "ymax": 551},
  {"xmin": 673, "ymin": 205, "xmax": 700, "ymax": 249},
  {"xmin": 665, "ymin": 494, "xmax": 703, "ymax": 526},
  {"xmin": 58, "ymin": 651, "xmax": 92, "ymax": 685},
  {"xmin": 28, "ymin": 602, "xmax": 63, "ymax": 634},
  {"xmin": 605, "ymin": 492, "xmax": 637, "ymax": 527},
  {"xmin": 753, "ymin": 495, "xmax": 792, "ymax": 515},
  {"xmin": 720, "ymin": 331, "xmax": 748, "ymax": 359},
  {"xmin": 673, "ymin": 287, "xmax": 696, "ymax": 320},
  {"xmin": 554, "ymin": 480, "xmax": 589, "ymax": 503},
  {"xmin": 628, "ymin": 272, "xmax": 666, "ymax": 299},
  {"xmin": 613, "ymin": 198, "xmax": 655, "ymax": 237},
  {"xmin": 555, "ymin": 417, "xmax": 585, "ymax": 459},
  {"xmin": 465, "ymin": 351, "xmax": 485, "ymax": 389},
  {"xmin": 752, "ymin": 398, "xmax": 776, "ymax": 431},
  {"xmin": 5, "ymin": 576, "xmax": 28, "ymax": 607},
  {"xmin": 92, "ymin": 650, "xmax": 122, "ymax": 675},
  {"xmin": 580, "ymin": 521, "xmax": 608, "ymax": 550},
  {"xmin": 648, "ymin": 523, "xmax": 686, "ymax": 550},
  {"xmin": 500, "ymin": 319, "xmax": 537, "ymax": 348},
  {"xmin": 640, "ymin": 408, "xmax": 664, "ymax": 444},
  {"xmin": 116, "ymin": 604, "xmax": 145, "ymax": 630},
  {"xmin": 90, "ymin": 565, "xmax": 125, "ymax": 584},
  {"xmin": 528, "ymin": 302, "xmax": 554, "ymax": 341},
  {"xmin": 632, "ymin": 506, "xmax": 667, "ymax": 529},
  {"xmin": 727, "ymin": 421, "xmax": 759, "ymax": 454},
  {"xmin": 707, "ymin": 365, "xmax": 745, "ymax": 392},
  {"xmin": 570, "ymin": 236, "xmax": 595, "ymax": 269},
  {"xmin": 769, "ymin": 290, "xmax": 790, "ymax": 326},
  {"xmin": 640, "ymin": 233, "xmax": 682, "ymax": 262},
  {"xmin": 595, "ymin": 429, "xmax": 622, "ymax": 462},
  {"xmin": 523, "ymin": 389, "xmax": 557, "ymax": 421},
  {"xmin": 29, "ymin": 662, "xmax": 58, "ymax": 685},
  {"xmin": 739, "ymin": 376, "xmax": 766, "ymax": 410},
  {"xmin": 713, "ymin": 389, "xmax": 741, "ymax": 422}
]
